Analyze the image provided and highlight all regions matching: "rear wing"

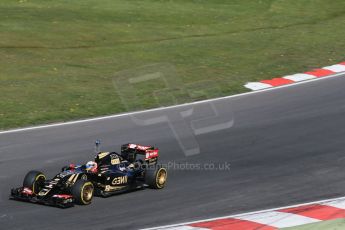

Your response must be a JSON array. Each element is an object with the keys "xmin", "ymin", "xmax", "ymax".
[{"xmin": 121, "ymin": 143, "xmax": 159, "ymax": 161}]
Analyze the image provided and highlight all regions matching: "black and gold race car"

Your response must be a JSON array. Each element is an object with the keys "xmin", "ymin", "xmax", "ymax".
[{"xmin": 10, "ymin": 141, "xmax": 167, "ymax": 208}]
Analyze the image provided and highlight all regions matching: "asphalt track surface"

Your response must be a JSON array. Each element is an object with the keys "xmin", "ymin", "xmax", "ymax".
[{"xmin": 1, "ymin": 74, "xmax": 345, "ymax": 230}]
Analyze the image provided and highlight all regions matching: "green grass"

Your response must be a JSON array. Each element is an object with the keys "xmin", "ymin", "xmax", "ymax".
[
  {"xmin": 282, "ymin": 218, "xmax": 345, "ymax": 230},
  {"xmin": 1, "ymin": 0, "xmax": 344, "ymax": 129}
]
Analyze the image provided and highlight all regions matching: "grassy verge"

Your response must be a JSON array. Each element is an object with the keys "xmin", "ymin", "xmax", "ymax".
[
  {"xmin": 282, "ymin": 219, "xmax": 345, "ymax": 230},
  {"xmin": 1, "ymin": 0, "xmax": 344, "ymax": 129}
]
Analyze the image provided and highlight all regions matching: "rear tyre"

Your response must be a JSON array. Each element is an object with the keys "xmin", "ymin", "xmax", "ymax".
[
  {"xmin": 71, "ymin": 180, "xmax": 94, "ymax": 205},
  {"xmin": 23, "ymin": 170, "xmax": 46, "ymax": 194},
  {"xmin": 145, "ymin": 165, "xmax": 167, "ymax": 189}
]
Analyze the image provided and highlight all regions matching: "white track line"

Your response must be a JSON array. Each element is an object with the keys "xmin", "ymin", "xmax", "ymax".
[
  {"xmin": 142, "ymin": 196, "xmax": 345, "ymax": 230},
  {"xmin": 158, "ymin": 227, "xmax": 208, "ymax": 230},
  {"xmin": 1, "ymin": 71, "xmax": 344, "ymax": 135}
]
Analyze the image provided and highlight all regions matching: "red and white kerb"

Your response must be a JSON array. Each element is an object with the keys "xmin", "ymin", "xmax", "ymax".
[
  {"xmin": 154, "ymin": 197, "xmax": 345, "ymax": 230},
  {"xmin": 245, "ymin": 62, "xmax": 345, "ymax": 91}
]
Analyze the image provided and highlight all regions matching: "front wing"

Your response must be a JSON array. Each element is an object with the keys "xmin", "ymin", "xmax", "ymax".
[{"xmin": 10, "ymin": 187, "xmax": 74, "ymax": 208}]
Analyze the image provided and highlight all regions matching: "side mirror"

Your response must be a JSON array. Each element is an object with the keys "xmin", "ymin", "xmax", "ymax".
[{"xmin": 95, "ymin": 139, "xmax": 101, "ymax": 153}]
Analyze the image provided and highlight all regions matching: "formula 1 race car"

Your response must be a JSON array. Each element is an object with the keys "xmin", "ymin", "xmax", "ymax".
[{"xmin": 10, "ymin": 141, "xmax": 167, "ymax": 208}]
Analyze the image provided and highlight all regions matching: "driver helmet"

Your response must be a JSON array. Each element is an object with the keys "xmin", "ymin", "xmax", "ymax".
[{"xmin": 85, "ymin": 161, "xmax": 98, "ymax": 173}]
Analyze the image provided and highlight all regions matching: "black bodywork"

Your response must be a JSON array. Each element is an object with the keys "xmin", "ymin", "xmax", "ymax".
[{"xmin": 10, "ymin": 143, "xmax": 160, "ymax": 208}]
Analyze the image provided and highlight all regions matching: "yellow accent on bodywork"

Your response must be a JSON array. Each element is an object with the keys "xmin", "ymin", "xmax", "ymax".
[{"xmin": 98, "ymin": 152, "xmax": 110, "ymax": 159}]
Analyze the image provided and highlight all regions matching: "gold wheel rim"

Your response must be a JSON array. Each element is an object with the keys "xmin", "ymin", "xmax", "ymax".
[
  {"xmin": 82, "ymin": 184, "xmax": 93, "ymax": 202},
  {"xmin": 156, "ymin": 169, "xmax": 167, "ymax": 187},
  {"xmin": 33, "ymin": 174, "xmax": 46, "ymax": 194}
]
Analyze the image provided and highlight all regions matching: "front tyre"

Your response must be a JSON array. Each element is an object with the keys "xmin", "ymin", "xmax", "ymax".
[
  {"xmin": 23, "ymin": 170, "xmax": 46, "ymax": 194},
  {"xmin": 71, "ymin": 180, "xmax": 94, "ymax": 205},
  {"xmin": 145, "ymin": 166, "xmax": 167, "ymax": 189}
]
